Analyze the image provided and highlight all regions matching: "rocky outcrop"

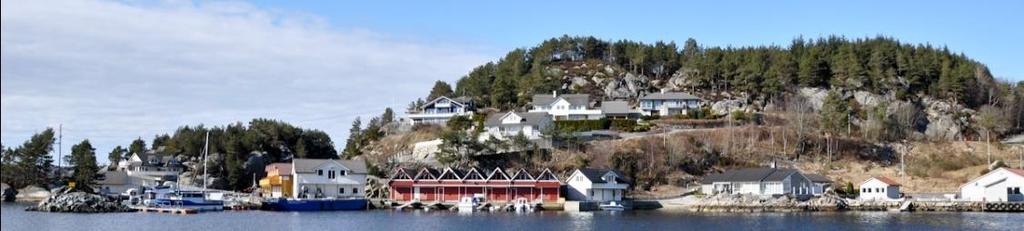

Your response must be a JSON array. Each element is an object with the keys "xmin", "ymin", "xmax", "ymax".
[
  {"xmin": 604, "ymin": 73, "xmax": 649, "ymax": 99},
  {"xmin": 667, "ymin": 67, "xmax": 699, "ymax": 90},
  {"xmin": 922, "ymin": 97, "xmax": 969, "ymax": 141},
  {"xmin": 798, "ymin": 87, "xmax": 828, "ymax": 110},
  {"xmin": 688, "ymin": 193, "xmax": 847, "ymax": 212},
  {"xmin": 15, "ymin": 185, "xmax": 51, "ymax": 202},
  {"xmin": 27, "ymin": 187, "xmax": 132, "ymax": 213},
  {"xmin": 710, "ymin": 99, "xmax": 750, "ymax": 116}
]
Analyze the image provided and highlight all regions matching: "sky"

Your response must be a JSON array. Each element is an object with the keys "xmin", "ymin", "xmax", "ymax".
[{"xmin": 2, "ymin": 0, "xmax": 1022, "ymax": 164}]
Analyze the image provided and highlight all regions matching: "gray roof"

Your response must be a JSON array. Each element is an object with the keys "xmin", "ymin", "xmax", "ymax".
[
  {"xmin": 600, "ymin": 101, "xmax": 632, "ymax": 114},
  {"xmin": 805, "ymin": 174, "xmax": 832, "ymax": 183},
  {"xmin": 701, "ymin": 168, "xmax": 802, "ymax": 184},
  {"xmin": 577, "ymin": 168, "xmax": 631, "ymax": 184},
  {"xmin": 420, "ymin": 96, "xmax": 472, "ymax": 110},
  {"xmin": 484, "ymin": 112, "xmax": 550, "ymax": 126},
  {"xmin": 531, "ymin": 94, "xmax": 590, "ymax": 107},
  {"xmin": 640, "ymin": 92, "xmax": 701, "ymax": 101},
  {"xmin": 292, "ymin": 158, "xmax": 367, "ymax": 174}
]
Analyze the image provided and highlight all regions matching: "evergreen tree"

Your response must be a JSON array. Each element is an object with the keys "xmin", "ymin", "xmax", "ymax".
[
  {"xmin": 152, "ymin": 134, "xmax": 170, "ymax": 149},
  {"xmin": 381, "ymin": 108, "xmax": 395, "ymax": 124},
  {"xmin": 342, "ymin": 118, "xmax": 362, "ymax": 158},
  {"xmin": 68, "ymin": 140, "xmax": 98, "ymax": 189},
  {"xmin": 820, "ymin": 90, "xmax": 850, "ymax": 132},
  {"xmin": 427, "ymin": 80, "xmax": 454, "ymax": 100},
  {"xmin": 13, "ymin": 128, "xmax": 56, "ymax": 188},
  {"xmin": 128, "ymin": 138, "xmax": 147, "ymax": 155},
  {"xmin": 107, "ymin": 146, "xmax": 126, "ymax": 170}
]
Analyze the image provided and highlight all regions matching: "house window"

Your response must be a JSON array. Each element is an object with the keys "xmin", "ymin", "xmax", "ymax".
[
  {"xmin": 352, "ymin": 188, "xmax": 358, "ymax": 194},
  {"xmin": 1008, "ymin": 187, "xmax": 1021, "ymax": 195},
  {"xmin": 328, "ymin": 170, "xmax": 336, "ymax": 179},
  {"xmin": 339, "ymin": 187, "xmax": 345, "ymax": 194},
  {"xmin": 318, "ymin": 170, "xmax": 323, "ymax": 176},
  {"xmin": 340, "ymin": 170, "xmax": 347, "ymax": 176}
]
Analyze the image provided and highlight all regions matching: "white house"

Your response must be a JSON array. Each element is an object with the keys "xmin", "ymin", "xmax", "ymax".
[
  {"xmin": 639, "ymin": 91, "xmax": 702, "ymax": 116},
  {"xmin": 116, "ymin": 148, "xmax": 183, "ymax": 178},
  {"xmin": 529, "ymin": 92, "xmax": 603, "ymax": 120},
  {"xmin": 959, "ymin": 168, "xmax": 1024, "ymax": 202},
  {"xmin": 859, "ymin": 176, "xmax": 902, "ymax": 201},
  {"xmin": 291, "ymin": 158, "xmax": 368, "ymax": 199},
  {"xmin": 700, "ymin": 167, "xmax": 815, "ymax": 197},
  {"xmin": 479, "ymin": 111, "xmax": 552, "ymax": 141},
  {"xmin": 405, "ymin": 96, "xmax": 475, "ymax": 125},
  {"xmin": 566, "ymin": 168, "xmax": 630, "ymax": 202}
]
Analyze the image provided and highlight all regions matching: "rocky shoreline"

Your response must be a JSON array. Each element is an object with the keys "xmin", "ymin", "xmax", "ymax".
[{"xmin": 26, "ymin": 187, "xmax": 133, "ymax": 213}]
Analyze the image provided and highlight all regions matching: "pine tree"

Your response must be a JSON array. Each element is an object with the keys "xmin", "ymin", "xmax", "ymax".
[
  {"xmin": 107, "ymin": 146, "xmax": 126, "ymax": 170},
  {"xmin": 342, "ymin": 118, "xmax": 362, "ymax": 158},
  {"xmin": 427, "ymin": 80, "xmax": 454, "ymax": 100},
  {"xmin": 68, "ymin": 140, "xmax": 98, "ymax": 189},
  {"xmin": 128, "ymin": 138, "xmax": 147, "ymax": 156}
]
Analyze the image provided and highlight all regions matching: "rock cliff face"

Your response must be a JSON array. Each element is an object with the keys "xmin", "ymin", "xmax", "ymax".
[{"xmin": 27, "ymin": 187, "xmax": 132, "ymax": 213}]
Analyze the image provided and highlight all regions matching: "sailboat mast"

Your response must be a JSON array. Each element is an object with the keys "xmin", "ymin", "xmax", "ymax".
[{"xmin": 203, "ymin": 131, "xmax": 209, "ymax": 192}]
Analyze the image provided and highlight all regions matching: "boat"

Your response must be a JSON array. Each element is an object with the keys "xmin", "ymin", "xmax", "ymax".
[
  {"xmin": 141, "ymin": 131, "xmax": 224, "ymax": 211},
  {"xmin": 457, "ymin": 196, "xmax": 481, "ymax": 212},
  {"xmin": 513, "ymin": 198, "xmax": 534, "ymax": 213},
  {"xmin": 599, "ymin": 201, "xmax": 625, "ymax": 211},
  {"xmin": 143, "ymin": 185, "xmax": 224, "ymax": 211},
  {"xmin": 262, "ymin": 197, "xmax": 368, "ymax": 211}
]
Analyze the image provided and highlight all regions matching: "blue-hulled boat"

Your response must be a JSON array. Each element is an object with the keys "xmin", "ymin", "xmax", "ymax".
[{"xmin": 262, "ymin": 198, "xmax": 367, "ymax": 211}]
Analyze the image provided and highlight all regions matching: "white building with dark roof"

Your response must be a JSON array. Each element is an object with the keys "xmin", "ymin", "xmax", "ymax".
[
  {"xmin": 529, "ymin": 92, "xmax": 603, "ymax": 120},
  {"xmin": 479, "ymin": 111, "xmax": 552, "ymax": 141},
  {"xmin": 700, "ymin": 167, "xmax": 814, "ymax": 197},
  {"xmin": 566, "ymin": 168, "xmax": 631, "ymax": 202},
  {"xmin": 959, "ymin": 168, "xmax": 1024, "ymax": 202},
  {"xmin": 639, "ymin": 91, "xmax": 702, "ymax": 116},
  {"xmin": 405, "ymin": 96, "xmax": 475, "ymax": 125},
  {"xmin": 116, "ymin": 148, "xmax": 182, "ymax": 178},
  {"xmin": 291, "ymin": 158, "xmax": 368, "ymax": 199}
]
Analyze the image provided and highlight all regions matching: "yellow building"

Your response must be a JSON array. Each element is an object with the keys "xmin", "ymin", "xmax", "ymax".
[{"xmin": 259, "ymin": 163, "xmax": 294, "ymax": 198}]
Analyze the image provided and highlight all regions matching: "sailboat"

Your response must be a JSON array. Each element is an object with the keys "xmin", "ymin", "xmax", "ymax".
[{"xmin": 143, "ymin": 132, "xmax": 224, "ymax": 211}]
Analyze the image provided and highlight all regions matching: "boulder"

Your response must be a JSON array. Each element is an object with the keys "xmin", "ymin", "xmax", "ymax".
[
  {"xmin": 798, "ymin": 87, "xmax": 828, "ymax": 111},
  {"xmin": 569, "ymin": 76, "xmax": 590, "ymax": 89},
  {"xmin": 27, "ymin": 186, "xmax": 132, "ymax": 213},
  {"xmin": 922, "ymin": 97, "xmax": 965, "ymax": 141},
  {"xmin": 603, "ymin": 73, "xmax": 649, "ymax": 99},
  {"xmin": 15, "ymin": 185, "xmax": 51, "ymax": 202},
  {"xmin": 711, "ymin": 99, "xmax": 748, "ymax": 116},
  {"xmin": 853, "ymin": 91, "xmax": 882, "ymax": 108},
  {"xmin": 667, "ymin": 67, "xmax": 699, "ymax": 90}
]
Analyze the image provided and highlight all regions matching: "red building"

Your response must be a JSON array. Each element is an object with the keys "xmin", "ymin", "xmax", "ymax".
[{"xmin": 389, "ymin": 167, "xmax": 561, "ymax": 204}]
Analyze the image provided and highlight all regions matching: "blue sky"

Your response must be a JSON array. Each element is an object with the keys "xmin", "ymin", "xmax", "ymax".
[{"xmin": 1, "ymin": 0, "xmax": 1021, "ymax": 164}]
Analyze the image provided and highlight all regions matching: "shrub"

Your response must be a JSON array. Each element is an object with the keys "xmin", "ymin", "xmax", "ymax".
[
  {"xmin": 555, "ymin": 119, "xmax": 610, "ymax": 132},
  {"xmin": 609, "ymin": 119, "xmax": 638, "ymax": 132}
]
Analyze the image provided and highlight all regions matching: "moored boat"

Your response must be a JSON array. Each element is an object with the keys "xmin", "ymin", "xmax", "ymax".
[{"xmin": 599, "ymin": 201, "xmax": 625, "ymax": 211}]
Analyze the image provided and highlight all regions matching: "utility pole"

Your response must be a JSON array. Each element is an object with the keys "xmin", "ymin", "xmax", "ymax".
[{"xmin": 57, "ymin": 124, "xmax": 63, "ymax": 179}]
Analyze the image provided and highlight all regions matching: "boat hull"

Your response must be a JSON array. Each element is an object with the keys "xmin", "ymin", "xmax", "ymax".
[
  {"xmin": 149, "ymin": 199, "xmax": 224, "ymax": 211},
  {"xmin": 263, "ymin": 198, "xmax": 368, "ymax": 211}
]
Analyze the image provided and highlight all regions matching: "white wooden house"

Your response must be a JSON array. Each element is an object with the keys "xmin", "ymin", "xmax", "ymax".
[
  {"xmin": 291, "ymin": 159, "xmax": 368, "ymax": 199},
  {"xmin": 959, "ymin": 168, "xmax": 1024, "ymax": 202},
  {"xmin": 529, "ymin": 92, "xmax": 603, "ymax": 120},
  {"xmin": 859, "ymin": 176, "xmax": 902, "ymax": 201},
  {"xmin": 405, "ymin": 96, "xmax": 475, "ymax": 125},
  {"xmin": 479, "ymin": 111, "xmax": 552, "ymax": 141},
  {"xmin": 566, "ymin": 168, "xmax": 630, "ymax": 202}
]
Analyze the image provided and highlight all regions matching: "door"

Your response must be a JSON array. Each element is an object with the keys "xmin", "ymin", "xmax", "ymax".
[{"xmin": 414, "ymin": 187, "xmax": 421, "ymax": 200}]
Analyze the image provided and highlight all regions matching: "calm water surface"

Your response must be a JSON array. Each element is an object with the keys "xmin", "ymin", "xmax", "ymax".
[{"xmin": 2, "ymin": 203, "xmax": 1021, "ymax": 231}]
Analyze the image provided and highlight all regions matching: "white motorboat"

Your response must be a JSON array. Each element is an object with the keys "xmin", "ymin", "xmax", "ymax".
[{"xmin": 599, "ymin": 201, "xmax": 625, "ymax": 211}]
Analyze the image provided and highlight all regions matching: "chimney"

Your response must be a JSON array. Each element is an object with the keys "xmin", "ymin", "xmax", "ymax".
[
  {"xmin": 660, "ymin": 88, "xmax": 667, "ymax": 94},
  {"xmin": 770, "ymin": 160, "xmax": 777, "ymax": 169},
  {"xmin": 552, "ymin": 90, "xmax": 557, "ymax": 97}
]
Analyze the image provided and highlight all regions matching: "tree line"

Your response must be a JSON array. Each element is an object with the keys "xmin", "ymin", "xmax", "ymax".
[{"xmin": 427, "ymin": 35, "xmax": 1006, "ymax": 111}]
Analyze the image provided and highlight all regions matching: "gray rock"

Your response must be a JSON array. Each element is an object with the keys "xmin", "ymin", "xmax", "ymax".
[
  {"xmin": 853, "ymin": 91, "xmax": 882, "ymax": 108},
  {"xmin": 798, "ymin": 87, "xmax": 828, "ymax": 111},
  {"xmin": 603, "ymin": 73, "xmax": 649, "ymax": 99},
  {"xmin": 27, "ymin": 187, "xmax": 131, "ymax": 213},
  {"xmin": 711, "ymin": 99, "xmax": 748, "ymax": 116},
  {"xmin": 569, "ymin": 76, "xmax": 590, "ymax": 89}
]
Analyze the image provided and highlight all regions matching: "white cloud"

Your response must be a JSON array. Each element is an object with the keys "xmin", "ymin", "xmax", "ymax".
[{"xmin": 0, "ymin": 0, "xmax": 490, "ymax": 161}]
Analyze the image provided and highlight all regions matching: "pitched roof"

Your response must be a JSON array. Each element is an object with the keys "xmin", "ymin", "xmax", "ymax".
[
  {"xmin": 640, "ymin": 92, "xmax": 700, "ymax": 101},
  {"xmin": 1003, "ymin": 168, "xmax": 1024, "ymax": 177},
  {"xmin": 577, "ymin": 168, "xmax": 631, "ymax": 184},
  {"xmin": 700, "ymin": 168, "xmax": 803, "ymax": 184},
  {"xmin": 600, "ymin": 101, "xmax": 632, "ymax": 114},
  {"xmin": 97, "ymin": 171, "xmax": 129, "ymax": 185},
  {"xmin": 805, "ymin": 173, "xmax": 833, "ymax": 183},
  {"xmin": 420, "ymin": 96, "xmax": 470, "ymax": 110},
  {"xmin": 531, "ymin": 94, "xmax": 590, "ymax": 107},
  {"xmin": 866, "ymin": 176, "xmax": 901, "ymax": 186},
  {"xmin": 292, "ymin": 158, "xmax": 367, "ymax": 174},
  {"xmin": 484, "ymin": 111, "xmax": 550, "ymax": 126}
]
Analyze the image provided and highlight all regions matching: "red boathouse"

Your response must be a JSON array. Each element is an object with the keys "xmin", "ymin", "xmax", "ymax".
[{"xmin": 388, "ymin": 167, "xmax": 561, "ymax": 203}]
